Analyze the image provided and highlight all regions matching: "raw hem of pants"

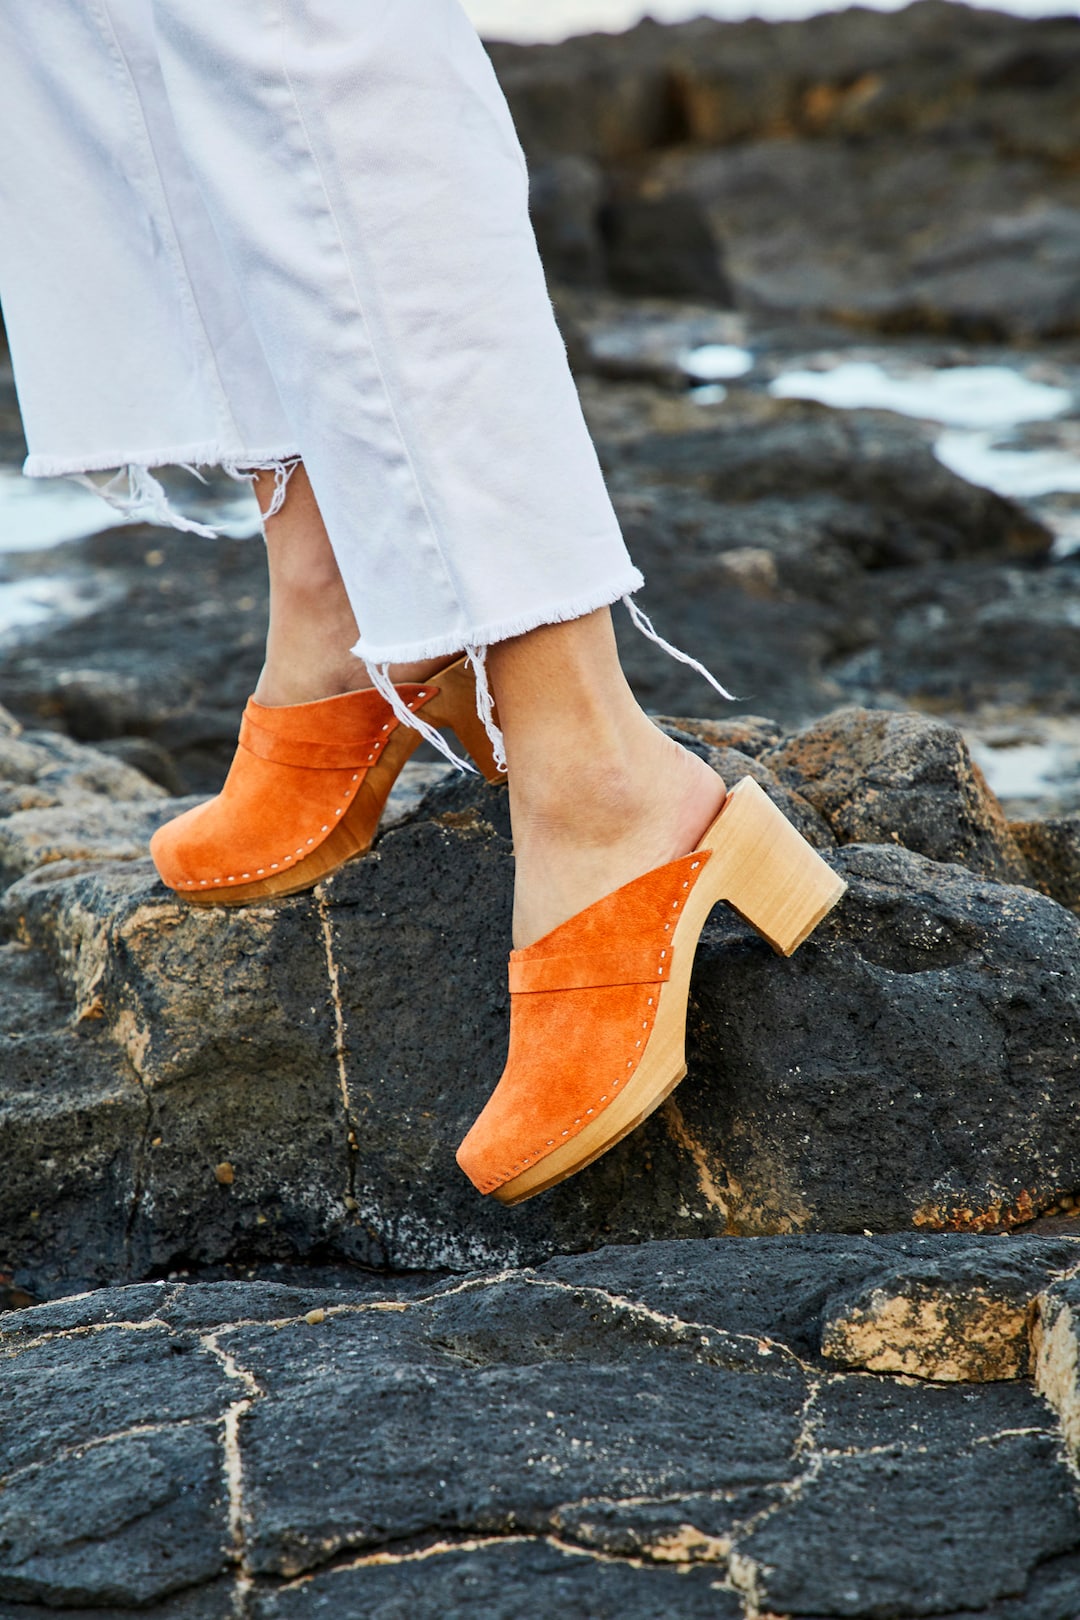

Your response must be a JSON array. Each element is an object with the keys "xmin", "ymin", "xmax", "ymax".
[
  {"xmin": 23, "ymin": 448, "xmax": 303, "ymax": 535},
  {"xmin": 350, "ymin": 567, "xmax": 647, "ymax": 667},
  {"xmin": 23, "ymin": 446, "xmax": 301, "ymax": 478}
]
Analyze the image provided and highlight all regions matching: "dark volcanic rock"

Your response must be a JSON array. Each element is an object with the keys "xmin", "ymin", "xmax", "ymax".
[
  {"xmin": 648, "ymin": 134, "xmax": 1080, "ymax": 338},
  {"xmin": 3, "ymin": 730, "xmax": 1079, "ymax": 1291},
  {"xmin": 231, "ymin": 1277, "xmax": 806, "ymax": 1577},
  {"xmin": 3, "ymin": 1239, "xmax": 1080, "ymax": 1617},
  {"xmin": 252, "ymin": 1543, "xmax": 742, "ymax": 1619},
  {"xmin": 0, "ymin": 1313, "xmax": 233, "ymax": 1606},
  {"xmin": 591, "ymin": 394, "xmax": 1059, "ymax": 729},
  {"xmin": 830, "ymin": 556, "xmax": 1080, "ymax": 718},
  {"xmin": 745, "ymin": 1436, "xmax": 1079, "ymax": 1619},
  {"xmin": 662, "ymin": 730, "xmax": 834, "ymax": 848},
  {"xmin": 656, "ymin": 713, "xmax": 784, "ymax": 757},
  {"xmin": 528, "ymin": 155, "xmax": 607, "ymax": 286},
  {"xmin": 685, "ymin": 839, "xmax": 1080, "ymax": 1236},
  {"xmin": 607, "ymin": 400, "xmax": 1049, "ymax": 571},
  {"xmin": 3, "ymin": 859, "xmax": 351, "ymax": 1294},
  {"xmin": 1010, "ymin": 814, "xmax": 1080, "ymax": 913},
  {"xmin": 0, "ymin": 524, "xmax": 268, "ymax": 795},
  {"xmin": 489, "ymin": 5, "xmax": 1080, "ymax": 169},
  {"xmin": 599, "ymin": 187, "xmax": 732, "ymax": 302},
  {"xmin": 762, "ymin": 706, "xmax": 1029, "ymax": 882}
]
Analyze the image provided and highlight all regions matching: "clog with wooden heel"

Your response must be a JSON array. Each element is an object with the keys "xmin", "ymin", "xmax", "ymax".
[
  {"xmin": 150, "ymin": 654, "xmax": 503, "ymax": 904},
  {"xmin": 456, "ymin": 775, "xmax": 846, "ymax": 1203}
]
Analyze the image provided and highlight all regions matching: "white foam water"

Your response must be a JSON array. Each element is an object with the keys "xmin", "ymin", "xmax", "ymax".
[
  {"xmin": 934, "ymin": 431, "xmax": 1080, "ymax": 500},
  {"xmin": 768, "ymin": 361, "xmax": 1073, "ymax": 429},
  {"xmin": 0, "ymin": 575, "xmax": 113, "ymax": 637},
  {"xmin": 0, "ymin": 467, "xmax": 263, "ymax": 557},
  {"xmin": 679, "ymin": 344, "xmax": 755, "ymax": 381},
  {"xmin": 768, "ymin": 359, "xmax": 1080, "ymax": 551}
]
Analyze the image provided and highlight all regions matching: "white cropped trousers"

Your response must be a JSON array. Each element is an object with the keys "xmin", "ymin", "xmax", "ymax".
[{"xmin": 0, "ymin": 0, "xmax": 645, "ymax": 673}]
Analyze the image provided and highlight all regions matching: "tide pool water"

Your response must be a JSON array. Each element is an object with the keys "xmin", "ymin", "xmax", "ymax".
[
  {"xmin": 680, "ymin": 344, "xmax": 755, "ymax": 381},
  {"xmin": 765, "ymin": 358, "xmax": 1080, "ymax": 549},
  {"xmin": 768, "ymin": 361, "xmax": 1072, "ymax": 430},
  {"xmin": 0, "ymin": 467, "xmax": 262, "ymax": 557}
]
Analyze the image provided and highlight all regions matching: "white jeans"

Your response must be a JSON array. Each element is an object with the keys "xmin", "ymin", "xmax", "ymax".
[{"xmin": 0, "ymin": 0, "xmax": 646, "ymax": 683}]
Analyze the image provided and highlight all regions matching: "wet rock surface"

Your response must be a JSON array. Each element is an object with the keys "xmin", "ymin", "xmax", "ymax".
[
  {"xmin": 0, "ymin": 526, "xmax": 269, "ymax": 796},
  {"xmin": 2, "ymin": 1236, "xmax": 1079, "ymax": 1617},
  {"xmin": 2, "ymin": 707, "xmax": 1078, "ymax": 1296}
]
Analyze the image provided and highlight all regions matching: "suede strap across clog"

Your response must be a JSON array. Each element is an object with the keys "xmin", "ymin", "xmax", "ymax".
[{"xmin": 151, "ymin": 655, "xmax": 503, "ymax": 904}]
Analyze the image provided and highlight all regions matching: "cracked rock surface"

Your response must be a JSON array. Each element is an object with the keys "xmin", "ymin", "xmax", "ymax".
[
  {"xmin": 2, "ymin": 703, "xmax": 1079, "ymax": 1295},
  {"xmin": 2, "ymin": 1236, "xmax": 1079, "ymax": 1617}
]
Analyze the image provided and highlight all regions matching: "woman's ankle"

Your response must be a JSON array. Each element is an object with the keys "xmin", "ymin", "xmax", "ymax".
[{"xmin": 508, "ymin": 731, "xmax": 727, "ymax": 946}]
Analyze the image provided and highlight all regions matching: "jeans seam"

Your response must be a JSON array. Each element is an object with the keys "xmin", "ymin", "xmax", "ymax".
[
  {"xmin": 275, "ymin": 2, "xmax": 465, "ymax": 631},
  {"xmin": 92, "ymin": 0, "xmax": 244, "ymax": 452}
]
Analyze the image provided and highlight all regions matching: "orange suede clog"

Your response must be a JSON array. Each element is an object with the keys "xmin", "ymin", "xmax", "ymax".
[
  {"xmin": 456, "ymin": 775, "xmax": 847, "ymax": 1204},
  {"xmin": 150, "ymin": 654, "xmax": 504, "ymax": 905}
]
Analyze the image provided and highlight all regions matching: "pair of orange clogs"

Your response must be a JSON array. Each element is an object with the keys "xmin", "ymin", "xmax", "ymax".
[{"xmin": 150, "ymin": 657, "xmax": 845, "ymax": 1203}]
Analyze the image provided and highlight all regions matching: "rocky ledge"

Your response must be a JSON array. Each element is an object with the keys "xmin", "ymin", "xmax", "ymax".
[
  {"xmin": 492, "ymin": 0, "xmax": 1080, "ymax": 339},
  {"xmin": 3, "ymin": 1235, "xmax": 1080, "ymax": 1618},
  {"xmin": 2, "ymin": 694, "xmax": 1078, "ymax": 1302}
]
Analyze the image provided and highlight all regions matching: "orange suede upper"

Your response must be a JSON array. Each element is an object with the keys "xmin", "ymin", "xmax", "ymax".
[
  {"xmin": 456, "ymin": 849, "xmax": 712, "ymax": 1195},
  {"xmin": 150, "ymin": 683, "xmax": 435, "ymax": 892}
]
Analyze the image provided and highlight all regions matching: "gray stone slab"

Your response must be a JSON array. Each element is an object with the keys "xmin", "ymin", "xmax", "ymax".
[
  {"xmin": 1, "ymin": 1248, "xmax": 1078, "ymax": 1616},
  {"xmin": 251, "ymin": 1540, "xmax": 743, "ymax": 1619}
]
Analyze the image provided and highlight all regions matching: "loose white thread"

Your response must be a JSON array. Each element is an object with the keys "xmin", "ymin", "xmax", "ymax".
[
  {"xmin": 464, "ymin": 643, "xmax": 507, "ymax": 774},
  {"xmin": 622, "ymin": 594, "xmax": 737, "ymax": 702},
  {"xmin": 74, "ymin": 465, "xmax": 219, "ymax": 538},
  {"xmin": 221, "ymin": 456, "xmax": 302, "ymax": 519},
  {"xmin": 363, "ymin": 661, "xmax": 475, "ymax": 774}
]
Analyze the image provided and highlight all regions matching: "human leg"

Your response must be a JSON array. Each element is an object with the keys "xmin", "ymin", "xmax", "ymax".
[{"xmin": 252, "ymin": 464, "xmax": 451, "ymax": 709}]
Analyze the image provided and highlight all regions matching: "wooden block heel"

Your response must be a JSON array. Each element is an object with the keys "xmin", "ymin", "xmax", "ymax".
[
  {"xmin": 457, "ymin": 774, "xmax": 846, "ymax": 1205},
  {"xmin": 702, "ymin": 776, "xmax": 847, "ymax": 956}
]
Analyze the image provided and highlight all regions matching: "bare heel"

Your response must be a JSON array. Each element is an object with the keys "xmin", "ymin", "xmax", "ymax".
[
  {"xmin": 704, "ymin": 776, "xmax": 845, "ymax": 955},
  {"xmin": 421, "ymin": 656, "xmax": 506, "ymax": 783}
]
